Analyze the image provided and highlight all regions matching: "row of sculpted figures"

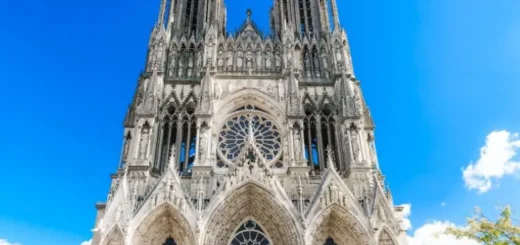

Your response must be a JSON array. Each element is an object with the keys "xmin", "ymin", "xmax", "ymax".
[{"xmin": 162, "ymin": 41, "xmax": 337, "ymax": 78}]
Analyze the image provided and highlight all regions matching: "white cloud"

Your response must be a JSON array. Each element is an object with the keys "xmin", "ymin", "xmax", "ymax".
[
  {"xmin": 400, "ymin": 203, "xmax": 412, "ymax": 231},
  {"xmin": 407, "ymin": 221, "xmax": 479, "ymax": 245},
  {"xmin": 0, "ymin": 239, "xmax": 21, "ymax": 245},
  {"xmin": 80, "ymin": 240, "xmax": 91, "ymax": 245},
  {"xmin": 463, "ymin": 130, "xmax": 520, "ymax": 193},
  {"xmin": 403, "ymin": 204, "xmax": 479, "ymax": 245}
]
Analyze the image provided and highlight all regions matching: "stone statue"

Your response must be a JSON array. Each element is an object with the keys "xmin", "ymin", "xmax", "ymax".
[
  {"xmin": 207, "ymin": 43, "xmax": 214, "ymax": 60},
  {"xmin": 321, "ymin": 54, "xmax": 328, "ymax": 70},
  {"xmin": 178, "ymin": 57, "xmax": 184, "ymax": 77},
  {"xmin": 246, "ymin": 48, "xmax": 253, "ymax": 69},
  {"xmin": 226, "ymin": 50, "xmax": 233, "ymax": 68},
  {"xmin": 168, "ymin": 51, "xmax": 177, "ymax": 77},
  {"xmin": 293, "ymin": 129, "xmax": 302, "ymax": 161},
  {"xmin": 123, "ymin": 133, "xmax": 131, "ymax": 161},
  {"xmin": 350, "ymin": 129, "xmax": 361, "ymax": 163},
  {"xmin": 304, "ymin": 52, "xmax": 311, "ymax": 76},
  {"xmin": 313, "ymin": 53, "xmax": 320, "ymax": 76},
  {"xmin": 335, "ymin": 48, "xmax": 343, "ymax": 63},
  {"xmin": 255, "ymin": 50, "xmax": 262, "ymax": 69},
  {"xmin": 275, "ymin": 51, "xmax": 281, "ymax": 68},
  {"xmin": 138, "ymin": 126, "xmax": 150, "ymax": 159},
  {"xmin": 287, "ymin": 49, "xmax": 293, "ymax": 68},
  {"xmin": 237, "ymin": 50, "xmax": 244, "ymax": 68},
  {"xmin": 187, "ymin": 55, "xmax": 194, "ymax": 77},
  {"xmin": 199, "ymin": 126, "xmax": 208, "ymax": 160},
  {"xmin": 265, "ymin": 52, "xmax": 272, "ymax": 69},
  {"xmin": 217, "ymin": 49, "xmax": 224, "ymax": 68},
  {"xmin": 196, "ymin": 49, "xmax": 203, "ymax": 70}
]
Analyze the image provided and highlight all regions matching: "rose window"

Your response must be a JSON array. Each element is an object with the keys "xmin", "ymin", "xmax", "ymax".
[{"xmin": 218, "ymin": 110, "xmax": 281, "ymax": 165}]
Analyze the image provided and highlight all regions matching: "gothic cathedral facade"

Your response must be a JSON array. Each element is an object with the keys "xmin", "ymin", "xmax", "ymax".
[{"xmin": 89, "ymin": 0, "xmax": 409, "ymax": 244}]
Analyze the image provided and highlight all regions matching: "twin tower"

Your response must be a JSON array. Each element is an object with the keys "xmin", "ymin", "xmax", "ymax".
[{"xmin": 89, "ymin": 0, "xmax": 409, "ymax": 244}]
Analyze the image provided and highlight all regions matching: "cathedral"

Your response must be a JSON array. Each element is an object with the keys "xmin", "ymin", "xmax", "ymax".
[{"xmin": 88, "ymin": 0, "xmax": 409, "ymax": 244}]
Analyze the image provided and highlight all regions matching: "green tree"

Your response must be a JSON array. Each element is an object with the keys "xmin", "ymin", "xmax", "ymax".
[{"xmin": 445, "ymin": 206, "xmax": 520, "ymax": 245}]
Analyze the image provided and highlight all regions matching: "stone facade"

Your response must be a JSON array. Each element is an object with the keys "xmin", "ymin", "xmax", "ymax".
[{"xmin": 89, "ymin": 0, "xmax": 409, "ymax": 244}]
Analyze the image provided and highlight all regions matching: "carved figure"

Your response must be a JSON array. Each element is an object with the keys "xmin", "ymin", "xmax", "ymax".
[
  {"xmin": 226, "ymin": 50, "xmax": 233, "ymax": 68},
  {"xmin": 351, "ymin": 129, "xmax": 361, "ymax": 163},
  {"xmin": 275, "ymin": 51, "xmax": 281, "ymax": 68},
  {"xmin": 255, "ymin": 50, "xmax": 262, "ymax": 69},
  {"xmin": 293, "ymin": 129, "xmax": 302, "ymax": 161},
  {"xmin": 178, "ymin": 57, "xmax": 184, "ymax": 77},
  {"xmin": 187, "ymin": 54, "xmax": 194, "ymax": 77},
  {"xmin": 123, "ymin": 133, "xmax": 131, "ymax": 161},
  {"xmin": 237, "ymin": 50, "xmax": 244, "ymax": 68},
  {"xmin": 217, "ymin": 49, "xmax": 224, "ymax": 67},
  {"xmin": 138, "ymin": 126, "xmax": 150, "ymax": 159},
  {"xmin": 168, "ymin": 51, "xmax": 177, "ymax": 77},
  {"xmin": 265, "ymin": 52, "xmax": 272, "ymax": 69},
  {"xmin": 199, "ymin": 126, "xmax": 208, "ymax": 159}
]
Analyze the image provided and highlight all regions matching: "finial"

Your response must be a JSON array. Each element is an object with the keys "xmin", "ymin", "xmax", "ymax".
[{"xmin": 246, "ymin": 9, "xmax": 252, "ymax": 22}]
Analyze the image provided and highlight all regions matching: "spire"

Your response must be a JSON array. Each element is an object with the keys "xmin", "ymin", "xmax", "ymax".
[
  {"xmin": 157, "ymin": 0, "xmax": 167, "ymax": 27},
  {"xmin": 167, "ymin": 0, "xmax": 176, "ymax": 30},
  {"xmin": 330, "ymin": 0, "xmax": 341, "ymax": 30}
]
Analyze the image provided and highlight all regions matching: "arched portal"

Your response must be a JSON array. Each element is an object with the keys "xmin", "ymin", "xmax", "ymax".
[
  {"xmin": 309, "ymin": 205, "xmax": 370, "ymax": 245},
  {"xmin": 202, "ymin": 182, "xmax": 302, "ymax": 245},
  {"xmin": 131, "ymin": 203, "xmax": 196, "ymax": 245}
]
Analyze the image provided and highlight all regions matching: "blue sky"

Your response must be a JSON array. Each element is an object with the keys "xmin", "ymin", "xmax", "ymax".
[{"xmin": 0, "ymin": 0, "xmax": 519, "ymax": 244}]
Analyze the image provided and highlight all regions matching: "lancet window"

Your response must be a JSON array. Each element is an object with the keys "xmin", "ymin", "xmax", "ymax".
[
  {"xmin": 230, "ymin": 220, "xmax": 271, "ymax": 245},
  {"xmin": 303, "ymin": 105, "xmax": 339, "ymax": 173},
  {"xmin": 182, "ymin": 0, "xmax": 200, "ymax": 35},
  {"xmin": 154, "ymin": 104, "xmax": 197, "ymax": 175},
  {"xmin": 298, "ymin": 0, "xmax": 314, "ymax": 36}
]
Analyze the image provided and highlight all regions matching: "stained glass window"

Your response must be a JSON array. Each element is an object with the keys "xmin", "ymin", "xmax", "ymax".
[
  {"xmin": 219, "ymin": 111, "xmax": 281, "ymax": 164},
  {"xmin": 230, "ymin": 220, "xmax": 271, "ymax": 245}
]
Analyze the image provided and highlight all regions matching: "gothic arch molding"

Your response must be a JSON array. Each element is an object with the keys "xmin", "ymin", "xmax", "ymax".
[
  {"xmin": 101, "ymin": 225, "xmax": 124, "ymax": 245},
  {"xmin": 201, "ymin": 182, "xmax": 303, "ymax": 245},
  {"xmin": 307, "ymin": 204, "xmax": 371, "ymax": 245},
  {"xmin": 131, "ymin": 203, "xmax": 196, "ymax": 245},
  {"xmin": 215, "ymin": 89, "xmax": 285, "ymax": 122}
]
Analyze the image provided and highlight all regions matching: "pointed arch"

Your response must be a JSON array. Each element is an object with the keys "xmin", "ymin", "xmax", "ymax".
[
  {"xmin": 101, "ymin": 225, "xmax": 124, "ymax": 245},
  {"xmin": 132, "ymin": 203, "xmax": 196, "ymax": 245},
  {"xmin": 308, "ymin": 204, "xmax": 371, "ymax": 245},
  {"xmin": 201, "ymin": 182, "xmax": 303, "ymax": 245}
]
